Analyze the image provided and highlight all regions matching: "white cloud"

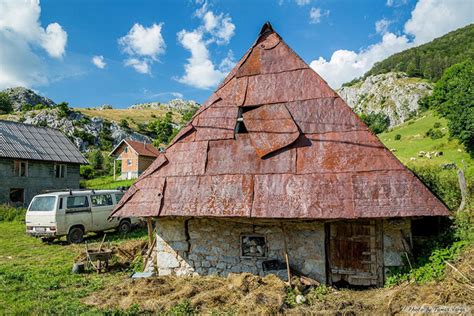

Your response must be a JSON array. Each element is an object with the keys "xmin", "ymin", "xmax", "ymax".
[
  {"xmin": 118, "ymin": 23, "xmax": 165, "ymax": 74},
  {"xmin": 375, "ymin": 19, "xmax": 392, "ymax": 34},
  {"xmin": 386, "ymin": 0, "xmax": 408, "ymax": 7},
  {"xmin": 0, "ymin": 0, "xmax": 68, "ymax": 89},
  {"xmin": 309, "ymin": 7, "xmax": 329, "ymax": 24},
  {"xmin": 124, "ymin": 58, "xmax": 150, "ymax": 74},
  {"xmin": 404, "ymin": 0, "xmax": 473, "ymax": 44},
  {"xmin": 91, "ymin": 55, "xmax": 106, "ymax": 69},
  {"xmin": 296, "ymin": 0, "xmax": 311, "ymax": 6},
  {"xmin": 177, "ymin": 3, "xmax": 236, "ymax": 89},
  {"xmin": 310, "ymin": 0, "xmax": 474, "ymax": 88},
  {"xmin": 311, "ymin": 33, "xmax": 412, "ymax": 87}
]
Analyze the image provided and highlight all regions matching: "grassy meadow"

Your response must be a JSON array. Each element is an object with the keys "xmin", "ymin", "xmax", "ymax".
[
  {"xmin": 0, "ymin": 220, "xmax": 147, "ymax": 314},
  {"xmin": 77, "ymin": 108, "xmax": 181, "ymax": 128},
  {"xmin": 379, "ymin": 110, "xmax": 473, "ymax": 173},
  {"xmin": 80, "ymin": 175, "xmax": 135, "ymax": 190}
]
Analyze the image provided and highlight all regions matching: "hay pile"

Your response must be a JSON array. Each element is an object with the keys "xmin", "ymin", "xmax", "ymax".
[
  {"xmin": 84, "ymin": 246, "xmax": 473, "ymax": 314},
  {"xmin": 84, "ymin": 273, "xmax": 286, "ymax": 314}
]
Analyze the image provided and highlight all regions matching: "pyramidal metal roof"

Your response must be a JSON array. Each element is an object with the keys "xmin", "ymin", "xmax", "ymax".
[
  {"xmin": 112, "ymin": 23, "xmax": 450, "ymax": 219},
  {"xmin": 0, "ymin": 120, "xmax": 87, "ymax": 164}
]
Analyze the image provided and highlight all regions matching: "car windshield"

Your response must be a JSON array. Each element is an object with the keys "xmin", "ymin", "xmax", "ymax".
[{"xmin": 29, "ymin": 196, "xmax": 57, "ymax": 212}]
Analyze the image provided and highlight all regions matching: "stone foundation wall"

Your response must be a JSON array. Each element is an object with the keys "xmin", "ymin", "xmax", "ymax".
[
  {"xmin": 149, "ymin": 217, "xmax": 411, "ymax": 284},
  {"xmin": 152, "ymin": 218, "xmax": 326, "ymax": 282}
]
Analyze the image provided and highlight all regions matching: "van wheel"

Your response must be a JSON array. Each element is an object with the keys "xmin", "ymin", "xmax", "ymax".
[
  {"xmin": 67, "ymin": 227, "xmax": 84, "ymax": 244},
  {"xmin": 118, "ymin": 220, "xmax": 131, "ymax": 234}
]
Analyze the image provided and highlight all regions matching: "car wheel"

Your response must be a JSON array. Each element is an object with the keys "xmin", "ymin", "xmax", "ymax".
[
  {"xmin": 118, "ymin": 220, "xmax": 132, "ymax": 234},
  {"xmin": 67, "ymin": 227, "xmax": 84, "ymax": 244}
]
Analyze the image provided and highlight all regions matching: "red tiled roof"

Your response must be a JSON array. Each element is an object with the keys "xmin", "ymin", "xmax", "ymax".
[
  {"xmin": 111, "ymin": 139, "xmax": 160, "ymax": 157},
  {"xmin": 111, "ymin": 22, "xmax": 450, "ymax": 219}
]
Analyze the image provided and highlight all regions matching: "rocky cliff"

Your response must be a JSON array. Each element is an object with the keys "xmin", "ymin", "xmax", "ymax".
[
  {"xmin": 338, "ymin": 72, "xmax": 433, "ymax": 126},
  {"xmin": 129, "ymin": 99, "xmax": 198, "ymax": 111},
  {"xmin": 2, "ymin": 87, "xmax": 56, "ymax": 111}
]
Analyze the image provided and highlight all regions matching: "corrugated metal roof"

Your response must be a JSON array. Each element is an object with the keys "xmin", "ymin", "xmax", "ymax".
[
  {"xmin": 0, "ymin": 120, "xmax": 87, "ymax": 164},
  {"xmin": 111, "ymin": 22, "xmax": 450, "ymax": 219}
]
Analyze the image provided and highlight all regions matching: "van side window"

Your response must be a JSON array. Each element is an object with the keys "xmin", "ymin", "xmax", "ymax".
[
  {"xmin": 66, "ymin": 196, "xmax": 89, "ymax": 209},
  {"xmin": 91, "ymin": 194, "xmax": 113, "ymax": 207},
  {"xmin": 115, "ymin": 193, "xmax": 124, "ymax": 204},
  {"xmin": 58, "ymin": 197, "xmax": 63, "ymax": 209}
]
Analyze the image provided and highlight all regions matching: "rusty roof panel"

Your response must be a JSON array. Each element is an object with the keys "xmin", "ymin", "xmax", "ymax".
[
  {"xmin": 243, "ymin": 103, "xmax": 300, "ymax": 157},
  {"xmin": 285, "ymin": 98, "xmax": 367, "ymax": 133},
  {"xmin": 167, "ymin": 124, "xmax": 195, "ymax": 147},
  {"xmin": 217, "ymin": 48, "xmax": 252, "ymax": 90},
  {"xmin": 136, "ymin": 154, "xmax": 169, "ymax": 180},
  {"xmin": 256, "ymin": 31, "xmax": 280, "ymax": 49},
  {"xmin": 114, "ymin": 177, "xmax": 166, "ymax": 217},
  {"xmin": 252, "ymin": 174, "xmax": 354, "ymax": 219},
  {"xmin": 243, "ymin": 69, "xmax": 336, "ymax": 106},
  {"xmin": 194, "ymin": 106, "xmax": 239, "ymax": 141},
  {"xmin": 216, "ymin": 76, "xmax": 248, "ymax": 106},
  {"xmin": 160, "ymin": 141, "xmax": 208, "ymax": 176},
  {"xmin": 161, "ymin": 175, "xmax": 253, "ymax": 217},
  {"xmin": 260, "ymin": 42, "xmax": 308, "ymax": 74},
  {"xmin": 296, "ymin": 133, "xmax": 404, "ymax": 174},
  {"xmin": 236, "ymin": 47, "xmax": 261, "ymax": 77},
  {"xmin": 352, "ymin": 170, "xmax": 450, "ymax": 217},
  {"xmin": 206, "ymin": 135, "xmax": 296, "ymax": 175}
]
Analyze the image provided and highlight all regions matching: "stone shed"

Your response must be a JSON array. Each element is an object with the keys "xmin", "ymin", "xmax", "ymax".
[{"xmin": 111, "ymin": 23, "xmax": 450, "ymax": 287}]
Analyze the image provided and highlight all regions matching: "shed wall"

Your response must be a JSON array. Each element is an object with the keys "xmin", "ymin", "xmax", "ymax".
[
  {"xmin": 0, "ymin": 158, "xmax": 81, "ymax": 206},
  {"xmin": 152, "ymin": 218, "xmax": 327, "ymax": 282},
  {"xmin": 149, "ymin": 217, "xmax": 411, "ymax": 285}
]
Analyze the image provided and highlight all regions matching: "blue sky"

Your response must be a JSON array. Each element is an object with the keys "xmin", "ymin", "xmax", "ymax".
[{"xmin": 0, "ymin": 0, "xmax": 472, "ymax": 108}]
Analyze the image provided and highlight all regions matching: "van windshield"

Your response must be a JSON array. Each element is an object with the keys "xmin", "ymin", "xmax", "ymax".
[{"xmin": 29, "ymin": 196, "xmax": 57, "ymax": 212}]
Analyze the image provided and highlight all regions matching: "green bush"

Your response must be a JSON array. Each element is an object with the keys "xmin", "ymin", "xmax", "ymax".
[
  {"xmin": 167, "ymin": 300, "xmax": 195, "ymax": 315},
  {"xmin": 433, "ymin": 122, "xmax": 441, "ymax": 129},
  {"xmin": 80, "ymin": 165, "xmax": 95, "ymax": 179},
  {"xmin": 409, "ymin": 165, "xmax": 462, "ymax": 210},
  {"xmin": 425, "ymin": 128, "xmax": 444, "ymax": 140},
  {"xmin": 0, "ymin": 205, "xmax": 26, "ymax": 222},
  {"xmin": 394, "ymin": 134, "xmax": 402, "ymax": 140},
  {"xmin": 306, "ymin": 285, "xmax": 329, "ymax": 304},
  {"xmin": 359, "ymin": 112, "xmax": 390, "ymax": 134}
]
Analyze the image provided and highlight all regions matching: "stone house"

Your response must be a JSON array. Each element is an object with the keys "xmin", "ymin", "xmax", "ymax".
[
  {"xmin": 109, "ymin": 139, "xmax": 159, "ymax": 180},
  {"xmin": 0, "ymin": 120, "xmax": 87, "ymax": 206},
  {"xmin": 111, "ymin": 23, "xmax": 450, "ymax": 287}
]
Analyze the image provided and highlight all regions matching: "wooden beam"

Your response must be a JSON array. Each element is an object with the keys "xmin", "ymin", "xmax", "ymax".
[
  {"xmin": 147, "ymin": 217, "xmax": 153, "ymax": 247},
  {"xmin": 281, "ymin": 224, "xmax": 292, "ymax": 287}
]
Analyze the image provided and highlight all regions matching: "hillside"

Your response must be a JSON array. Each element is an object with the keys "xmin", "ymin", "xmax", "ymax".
[
  {"xmin": 0, "ymin": 87, "xmax": 198, "ymax": 152},
  {"xmin": 379, "ymin": 110, "xmax": 473, "ymax": 172},
  {"xmin": 338, "ymin": 72, "xmax": 432, "ymax": 126},
  {"xmin": 363, "ymin": 24, "xmax": 473, "ymax": 82}
]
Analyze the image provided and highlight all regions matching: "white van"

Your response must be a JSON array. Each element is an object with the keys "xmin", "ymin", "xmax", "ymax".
[{"xmin": 25, "ymin": 190, "xmax": 139, "ymax": 244}]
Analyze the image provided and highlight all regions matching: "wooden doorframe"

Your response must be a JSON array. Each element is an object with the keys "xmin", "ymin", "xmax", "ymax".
[{"xmin": 326, "ymin": 219, "xmax": 384, "ymax": 287}]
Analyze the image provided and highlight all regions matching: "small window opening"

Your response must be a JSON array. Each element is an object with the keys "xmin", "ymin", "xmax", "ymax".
[
  {"xmin": 13, "ymin": 160, "xmax": 28, "ymax": 177},
  {"xmin": 9, "ymin": 188, "xmax": 25, "ymax": 204},
  {"xmin": 55, "ymin": 164, "xmax": 66, "ymax": 178},
  {"xmin": 234, "ymin": 106, "xmax": 259, "ymax": 137},
  {"xmin": 241, "ymin": 234, "xmax": 267, "ymax": 258}
]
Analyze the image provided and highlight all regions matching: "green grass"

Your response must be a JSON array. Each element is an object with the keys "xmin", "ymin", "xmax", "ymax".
[
  {"xmin": 0, "ymin": 220, "xmax": 147, "ymax": 314},
  {"xmin": 77, "ymin": 108, "xmax": 181, "ymax": 129},
  {"xmin": 81, "ymin": 176, "xmax": 135, "ymax": 189},
  {"xmin": 379, "ymin": 110, "xmax": 473, "ymax": 173}
]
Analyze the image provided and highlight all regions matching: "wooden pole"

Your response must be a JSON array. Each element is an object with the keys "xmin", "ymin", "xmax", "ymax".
[
  {"xmin": 457, "ymin": 162, "xmax": 468, "ymax": 212},
  {"xmin": 147, "ymin": 217, "xmax": 153, "ymax": 247},
  {"xmin": 113, "ymin": 159, "xmax": 116, "ymax": 180},
  {"xmin": 281, "ymin": 224, "xmax": 292, "ymax": 287}
]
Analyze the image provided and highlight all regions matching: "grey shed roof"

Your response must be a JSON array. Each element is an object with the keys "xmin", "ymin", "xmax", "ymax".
[{"xmin": 0, "ymin": 120, "xmax": 88, "ymax": 164}]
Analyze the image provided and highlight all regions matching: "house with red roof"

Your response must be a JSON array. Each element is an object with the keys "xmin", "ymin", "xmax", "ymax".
[{"xmin": 109, "ymin": 139, "xmax": 160, "ymax": 180}]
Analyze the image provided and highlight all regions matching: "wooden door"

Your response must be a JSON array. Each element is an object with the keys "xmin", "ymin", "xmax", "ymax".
[{"xmin": 328, "ymin": 220, "xmax": 382, "ymax": 287}]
